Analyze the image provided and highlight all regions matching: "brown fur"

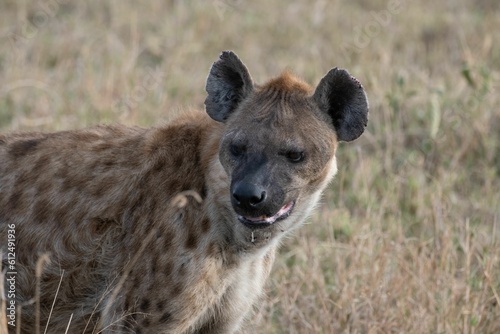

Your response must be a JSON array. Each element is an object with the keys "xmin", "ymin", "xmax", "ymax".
[{"xmin": 1, "ymin": 51, "xmax": 368, "ymax": 333}]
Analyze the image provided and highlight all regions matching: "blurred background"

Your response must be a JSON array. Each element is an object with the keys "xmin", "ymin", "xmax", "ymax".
[{"xmin": 1, "ymin": 0, "xmax": 499, "ymax": 332}]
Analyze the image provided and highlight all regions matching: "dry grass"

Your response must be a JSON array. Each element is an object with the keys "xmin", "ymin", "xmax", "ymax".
[{"xmin": 1, "ymin": 0, "xmax": 499, "ymax": 333}]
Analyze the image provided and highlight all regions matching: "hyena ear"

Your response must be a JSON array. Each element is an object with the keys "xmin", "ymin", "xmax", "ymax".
[
  {"xmin": 205, "ymin": 51, "xmax": 254, "ymax": 122},
  {"xmin": 313, "ymin": 68, "xmax": 369, "ymax": 142}
]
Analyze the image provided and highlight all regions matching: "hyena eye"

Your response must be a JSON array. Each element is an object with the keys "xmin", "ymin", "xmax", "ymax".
[
  {"xmin": 230, "ymin": 143, "xmax": 246, "ymax": 157},
  {"xmin": 285, "ymin": 151, "xmax": 305, "ymax": 163}
]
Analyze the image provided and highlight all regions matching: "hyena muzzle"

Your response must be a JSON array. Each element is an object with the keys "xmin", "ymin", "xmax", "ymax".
[{"xmin": 0, "ymin": 51, "xmax": 368, "ymax": 333}]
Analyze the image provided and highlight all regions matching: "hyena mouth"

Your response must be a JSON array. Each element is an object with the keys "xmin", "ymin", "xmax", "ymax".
[{"xmin": 238, "ymin": 201, "xmax": 295, "ymax": 229}]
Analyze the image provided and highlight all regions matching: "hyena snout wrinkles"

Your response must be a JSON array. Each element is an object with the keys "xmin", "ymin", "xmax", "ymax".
[{"xmin": 1, "ymin": 51, "xmax": 368, "ymax": 333}]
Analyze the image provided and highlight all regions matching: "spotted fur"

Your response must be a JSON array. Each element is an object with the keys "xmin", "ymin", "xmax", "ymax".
[{"xmin": 0, "ymin": 51, "xmax": 368, "ymax": 333}]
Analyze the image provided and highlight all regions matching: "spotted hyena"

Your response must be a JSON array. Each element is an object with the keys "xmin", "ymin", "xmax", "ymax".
[{"xmin": 0, "ymin": 51, "xmax": 368, "ymax": 333}]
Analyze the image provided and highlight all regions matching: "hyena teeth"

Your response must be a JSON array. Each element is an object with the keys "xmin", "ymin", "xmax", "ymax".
[{"xmin": 241, "ymin": 201, "xmax": 295, "ymax": 225}]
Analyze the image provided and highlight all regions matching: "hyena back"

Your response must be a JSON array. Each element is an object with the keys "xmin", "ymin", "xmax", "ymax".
[{"xmin": 0, "ymin": 51, "xmax": 368, "ymax": 333}]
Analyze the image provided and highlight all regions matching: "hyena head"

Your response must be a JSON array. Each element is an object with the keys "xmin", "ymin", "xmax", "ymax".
[{"xmin": 205, "ymin": 51, "xmax": 368, "ymax": 249}]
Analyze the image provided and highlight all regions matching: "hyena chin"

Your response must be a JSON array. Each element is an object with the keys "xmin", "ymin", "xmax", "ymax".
[{"xmin": 0, "ymin": 51, "xmax": 368, "ymax": 333}]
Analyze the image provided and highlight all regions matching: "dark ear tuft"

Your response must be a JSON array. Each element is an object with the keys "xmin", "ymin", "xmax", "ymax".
[
  {"xmin": 205, "ymin": 51, "xmax": 253, "ymax": 122},
  {"xmin": 313, "ymin": 68, "xmax": 369, "ymax": 142}
]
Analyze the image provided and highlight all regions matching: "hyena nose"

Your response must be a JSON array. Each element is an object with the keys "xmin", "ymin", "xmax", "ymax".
[{"xmin": 232, "ymin": 182, "xmax": 267, "ymax": 210}]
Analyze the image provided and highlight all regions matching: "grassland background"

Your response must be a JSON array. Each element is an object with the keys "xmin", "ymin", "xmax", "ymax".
[{"xmin": 1, "ymin": 0, "xmax": 499, "ymax": 333}]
